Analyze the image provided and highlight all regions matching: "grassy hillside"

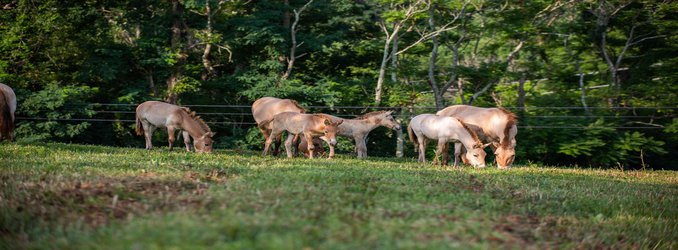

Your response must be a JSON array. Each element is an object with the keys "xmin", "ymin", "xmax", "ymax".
[{"xmin": 1, "ymin": 142, "xmax": 676, "ymax": 249}]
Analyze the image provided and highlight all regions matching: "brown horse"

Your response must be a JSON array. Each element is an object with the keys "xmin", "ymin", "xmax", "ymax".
[
  {"xmin": 0, "ymin": 83, "xmax": 16, "ymax": 141},
  {"xmin": 299, "ymin": 111, "xmax": 401, "ymax": 158},
  {"xmin": 135, "ymin": 101, "xmax": 215, "ymax": 153},
  {"xmin": 251, "ymin": 97, "xmax": 305, "ymax": 155},
  {"xmin": 408, "ymin": 114, "xmax": 488, "ymax": 167},
  {"xmin": 436, "ymin": 105, "xmax": 517, "ymax": 169},
  {"xmin": 260, "ymin": 112, "xmax": 343, "ymax": 159}
]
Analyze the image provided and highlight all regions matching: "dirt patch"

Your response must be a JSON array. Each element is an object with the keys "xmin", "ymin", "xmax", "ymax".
[{"xmin": 5, "ymin": 175, "xmax": 216, "ymax": 229}]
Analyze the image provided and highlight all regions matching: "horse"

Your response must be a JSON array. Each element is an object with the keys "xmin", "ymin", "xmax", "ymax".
[
  {"xmin": 297, "ymin": 137, "xmax": 326, "ymax": 158},
  {"xmin": 259, "ymin": 112, "xmax": 343, "ymax": 159},
  {"xmin": 307, "ymin": 111, "xmax": 401, "ymax": 158},
  {"xmin": 407, "ymin": 114, "xmax": 488, "ymax": 167},
  {"xmin": 436, "ymin": 105, "xmax": 517, "ymax": 169},
  {"xmin": 135, "ymin": 101, "xmax": 216, "ymax": 153},
  {"xmin": 0, "ymin": 83, "xmax": 16, "ymax": 141},
  {"xmin": 251, "ymin": 97, "xmax": 306, "ymax": 155}
]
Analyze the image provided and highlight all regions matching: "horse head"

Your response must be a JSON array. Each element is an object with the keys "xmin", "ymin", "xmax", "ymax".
[
  {"xmin": 321, "ymin": 119, "xmax": 343, "ymax": 146},
  {"xmin": 194, "ymin": 132, "xmax": 216, "ymax": 153},
  {"xmin": 465, "ymin": 143, "xmax": 489, "ymax": 168},
  {"xmin": 494, "ymin": 145, "xmax": 515, "ymax": 169}
]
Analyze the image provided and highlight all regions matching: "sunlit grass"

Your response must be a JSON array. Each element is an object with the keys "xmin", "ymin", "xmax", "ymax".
[{"xmin": 1, "ymin": 142, "xmax": 676, "ymax": 249}]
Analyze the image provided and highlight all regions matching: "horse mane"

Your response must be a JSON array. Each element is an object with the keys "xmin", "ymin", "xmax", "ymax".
[
  {"xmin": 180, "ymin": 107, "xmax": 212, "ymax": 132},
  {"xmin": 356, "ymin": 110, "xmax": 390, "ymax": 120},
  {"xmin": 313, "ymin": 113, "xmax": 342, "ymax": 125},
  {"xmin": 289, "ymin": 99, "xmax": 306, "ymax": 113},
  {"xmin": 456, "ymin": 118, "xmax": 481, "ymax": 145},
  {"xmin": 498, "ymin": 108, "xmax": 517, "ymax": 148}
]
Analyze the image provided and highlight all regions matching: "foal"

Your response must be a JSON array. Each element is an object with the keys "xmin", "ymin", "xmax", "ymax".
[
  {"xmin": 135, "ymin": 101, "xmax": 215, "ymax": 153},
  {"xmin": 297, "ymin": 111, "xmax": 401, "ymax": 158},
  {"xmin": 408, "ymin": 114, "xmax": 487, "ymax": 167},
  {"xmin": 260, "ymin": 112, "xmax": 343, "ymax": 159}
]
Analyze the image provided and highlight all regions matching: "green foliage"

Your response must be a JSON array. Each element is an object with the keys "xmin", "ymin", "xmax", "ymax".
[
  {"xmin": 0, "ymin": 0, "xmax": 674, "ymax": 168},
  {"xmin": 17, "ymin": 84, "xmax": 97, "ymax": 141}
]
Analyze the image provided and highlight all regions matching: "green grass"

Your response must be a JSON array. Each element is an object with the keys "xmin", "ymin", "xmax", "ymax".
[{"xmin": 1, "ymin": 142, "xmax": 676, "ymax": 249}]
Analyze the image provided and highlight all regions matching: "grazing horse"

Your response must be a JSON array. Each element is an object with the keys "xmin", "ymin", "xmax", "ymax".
[
  {"xmin": 260, "ymin": 112, "xmax": 343, "ymax": 159},
  {"xmin": 436, "ymin": 105, "xmax": 517, "ymax": 169},
  {"xmin": 0, "ymin": 83, "xmax": 16, "ymax": 141},
  {"xmin": 308, "ymin": 111, "xmax": 401, "ymax": 158},
  {"xmin": 408, "ymin": 114, "xmax": 487, "ymax": 167},
  {"xmin": 251, "ymin": 97, "xmax": 305, "ymax": 155},
  {"xmin": 135, "ymin": 101, "xmax": 215, "ymax": 153}
]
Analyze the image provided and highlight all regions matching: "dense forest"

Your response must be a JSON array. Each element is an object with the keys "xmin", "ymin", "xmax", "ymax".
[{"xmin": 0, "ymin": 0, "xmax": 675, "ymax": 168}]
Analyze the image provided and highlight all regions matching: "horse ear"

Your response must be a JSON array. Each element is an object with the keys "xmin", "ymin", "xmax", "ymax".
[{"xmin": 209, "ymin": 132, "xmax": 216, "ymax": 137}]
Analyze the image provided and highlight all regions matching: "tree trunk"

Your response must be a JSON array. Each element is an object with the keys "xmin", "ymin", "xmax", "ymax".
[
  {"xmin": 427, "ymin": 8, "xmax": 445, "ymax": 111},
  {"xmin": 390, "ymin": 35, "xmax": 398, "ymax": 83},
  {"xmin": 283, "ymin": 0, "xmax": 290, "ymax": 29},
  {"xmin": 516, "ymin": 74, "xmax": 526, "ymax": 110},
  {"xmin": 201, "ymin": 0, "xmax": 215, "ymax": 80},
  {"xmin": 281, "ymin": 0, "xmax": 312, "ymax": 80},
  {"xmin": 396, "ymin": 125, "xmax": 404, "ymax": 158},
  {"xmin": 147, "ymin": 71, "xmax": 157, "ymax": 97},
  {"xmin": 166, "ymin": 0, "xmax": 184, "ymax": 104},
  {"xmin": 375, "ymin": 37, "xmax": 392, "ymax": 105}
]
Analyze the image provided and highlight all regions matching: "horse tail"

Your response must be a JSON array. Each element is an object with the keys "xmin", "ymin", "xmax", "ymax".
[
  {"xmin": 258, "ymin": 118, "xmax": 273, "ymax": 130},
  {"xmin": 135, "ymin": 114, "xmax": 144, "ymax": 136},
  {"xmin": 0, "ymin": 91, "xmax": 12, "ymax": 140},
  {"xmin": 407, "ymin": 123, "xmax": 418, "ymax": 152}
]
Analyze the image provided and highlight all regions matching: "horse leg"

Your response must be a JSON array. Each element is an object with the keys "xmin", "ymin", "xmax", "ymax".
[
  {"xmin": 459, "ymin": 145, "xmax": 470, "ymax": 165},
  {"xmin": 143, "ymin": 123, "xmax": 155, "ymax": 150},
  {"xmin": 355, "ymin": 136, "xmax": 367, "ymax": 158},
  {"xmin": 434, "ymin": 140, "xmax": 446, "ymax": 165},
  {"xmin": 167, "ymin": 126, "xmax": 176, "ymax": 151},
  {"xmin": 453, "ymin": 142, "xmax": 462, "ymax": 167},
  {"xmin": 328, "ymin": 138, "xmax": 335, "ymax": 159},
  {"xmin": 440, "ymin": 140, "xmax": 450, "ymax": 165},
  {"xmin": 304, "ymin": 133, "xmax": 315, "ymax": 159},
  {"xmin": 284, "ymin": 133, "xmax": 296, "ymax": 158},
  {"xmin": 182, "ymin": 131, "xmax": 191, "ymax": 151},
  {"xmin": 417, "ymin": 137, "xmax": 427, "ymax": 163},
  {"xmin": 263, "ymin": 129, "xmax": 280, "ymax": 156},
  {"xmin": 273, "ymin": 133, "xmax": 283, "ymax": 156}
]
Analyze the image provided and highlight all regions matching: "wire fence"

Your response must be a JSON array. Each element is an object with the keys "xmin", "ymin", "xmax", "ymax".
[{"xmin": 17, "ymin": 104, "xmax": 676, "ymax": 130}]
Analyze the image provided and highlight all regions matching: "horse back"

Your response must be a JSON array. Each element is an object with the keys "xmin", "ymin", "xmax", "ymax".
[
  {"xmin": 136, "ymin": 101, "xmax": 183, "ymax": 127},
  {"xmin": 437, "ymin": 105, "xmax": 514, "ymax": 141},
  {"xmin": 252, "ymin": 97, "xmax": 305, "ymax": 124}
]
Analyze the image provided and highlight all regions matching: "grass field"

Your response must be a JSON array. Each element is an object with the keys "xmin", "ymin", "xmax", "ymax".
[{"xmin": 1, "ymin": 142, "xmax": 677, "ymax": 249}]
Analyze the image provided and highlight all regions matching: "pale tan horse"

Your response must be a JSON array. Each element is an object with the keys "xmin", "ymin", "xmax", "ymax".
[
  {"xmin": 251, "ymin": 97, "xmax": 306, "ymax": 155},
  {"xmin": 436, "ymin": 105, "xmax": 517, "ymax": 169},
  {"xmin": 259, "ymin": 112, "xmax": 343, "ymax": 159},
  {"xmin": 302, "ymin": 111, "xmax": 401, "ymax": 158},
  {"xmin": 0, "ymin": 83, "xmax": 16, "ymax": 141},
  {"xmin": 135, "ymin": 101, "xmax": 215, "ymax": 153},
  {"xmin": 408, "ymin": 114, "xmax": 488, "ymax": 167}
]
